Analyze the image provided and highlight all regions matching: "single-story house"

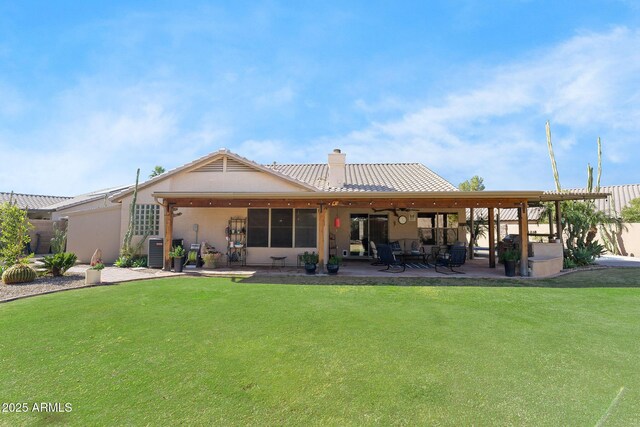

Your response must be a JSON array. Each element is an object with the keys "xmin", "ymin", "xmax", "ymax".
[
  {"xmin": 0, "ymin": 192, "xmax": 71, "ymax": 220},
  {"xmin": 58, "ymin": 148, "xmax": 607, "ymax": 276}
]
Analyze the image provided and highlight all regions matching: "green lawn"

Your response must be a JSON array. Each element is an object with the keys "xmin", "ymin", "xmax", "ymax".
[{"xmin": 1, "ymin": 269, "xmax": 639, "ymax": 426}]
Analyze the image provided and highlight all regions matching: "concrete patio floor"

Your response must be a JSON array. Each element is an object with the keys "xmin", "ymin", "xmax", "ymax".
[
  {"xmin": 67, "ymin": 257, "xmax": 522, "ymax": 284},
  {"xmin": 66, "ymin": 254, "xmax": 640, "ymax": 285}
]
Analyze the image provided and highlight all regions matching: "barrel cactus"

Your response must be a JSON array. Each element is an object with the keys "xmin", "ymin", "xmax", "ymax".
[{"xmin": 2, "ymin": 264, "xmax": 37, "ymax": 284}]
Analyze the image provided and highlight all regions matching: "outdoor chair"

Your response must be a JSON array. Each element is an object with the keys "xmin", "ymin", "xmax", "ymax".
[
  {"xmin": 377, "ymin": 244, "xmax": 406, "ymax": 273},
  {"xmin": 425, "ymin": 245, "xmax": 446, "ymax": 267},
  {"xmin": 434, "ymin": 246, "xmax": 467, "ymax": 274},
  {"xmin": 370, "ymin": 241, "xmax": 384, "ymax": 265}
]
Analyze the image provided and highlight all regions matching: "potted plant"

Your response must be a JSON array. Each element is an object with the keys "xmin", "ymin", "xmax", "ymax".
[
  {"xmin": 169, "ymin": 245, "xmax": 186, "ymax": 272},
  {"xmin": 85, "ymin": 262, "xmax": 104, "ymax": 285},
  {"xmin": 326, "ymin": 255, "xmax": 342, "ymax": 275},
  {"xmin": 500, "ymin": 249, "xmax": 520, "ymax": 277},
  {"xmin": 302, "ymin": 251, "xmax": 319, "ymax": 275},
  {"xmin": 202, "ymin": 252, "xmax": 221, "ymax": 269}
]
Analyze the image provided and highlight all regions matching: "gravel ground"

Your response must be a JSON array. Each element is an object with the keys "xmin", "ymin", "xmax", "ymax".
[{"xmin": 0, "ymin": 274, "xmax": 96, "ymax": 302}]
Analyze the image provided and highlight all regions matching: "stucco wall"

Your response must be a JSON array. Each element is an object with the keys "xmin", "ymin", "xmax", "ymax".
[
  {"xmin": 618, "ymin": 223, "xmax": 640, "ymax": 257},
  {"xmin": 66, "ymin": 205, "xmax": 122, "ymax": 263},
  {"xmin": 169, "ymin": 170, "xmax": 307, "ymax": 193},
  {"xmin": 27, "ymin": 219, "xmax": 59, "ymax": 254},
  {"xmin": 473, "ymin": 221, "xmax": 640, "ymax": 259}
]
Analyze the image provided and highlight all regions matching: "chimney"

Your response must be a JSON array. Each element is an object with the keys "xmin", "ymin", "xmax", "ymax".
[{"xmin": 327, "ymin": 149, "xmax": 346, "ymax": 188}]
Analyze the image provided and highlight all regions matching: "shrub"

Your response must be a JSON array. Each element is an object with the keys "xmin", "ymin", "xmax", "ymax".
[
  {"xmin": 43, "ymin": 252, "xmax": 77, "ymax": 277},
  {"xmin": 564, "ymin": 242, "xmax": 605, "ymax": 267},
  {"xmin": 114, "ymin": 255, "xmax": 146, "ymax": 268},
  {"xmin": 302, "ymin": 251, "xmax": 319, "ymax": 264},
  {"xmin": 0, "ymin": 199, "xmax": 33, "ymax": 267},
  {"xmin": 621, "ymin": 197, "xmax": 640, "ymax": 223},
  {"xmin": 114, "ymin": 256, "xmax": 133, "ymax": 268},
  {"xmin": 2, "ymin": 264, "xmax": 37, "ymax": 284},
  {"xmin": 132, "ymin": 256, "xmax": 147, "ymax": 268},
  {"xmin": 169, "ymin": 246, "xmax": 185, "ymax": 258},
  {"xmin": 563, "ymin": 257, "xmax": 577, "ymax": 269},
  {"xmin": 500, "ymin": 249, "xmax": 520, "ymax": 263}
]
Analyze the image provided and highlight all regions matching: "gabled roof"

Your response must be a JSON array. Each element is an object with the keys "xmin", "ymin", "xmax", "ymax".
[
  {"xmin": 46, "ymin": 185, "xmax": 131, "ymax": 211},
  {"xmin": 0, "ymin": 192, "xmax": 71, "ymax": 211},
  {"xmin": 266, "ymin": 163, "xmax": 458, "ymax": 192},
  {"xmin": 110, "ymin": 149, "xmax": 318, "ymax": 202}
]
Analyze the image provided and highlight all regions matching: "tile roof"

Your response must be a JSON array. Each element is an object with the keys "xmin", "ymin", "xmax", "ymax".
[
  {"xmin": 46, "ymin": 185, "xmax": 131, "ymax": 211},
  {"xmin": 265, "ymin": 163, "xmax": 458, "ymax": 192},
  {"xmin": 565, "ymin": 184, "xmax": 640, "ymax": 216},
  {"xmin": 0, "ymin": 192, "xmax": 71, "ymax": 211},
  {"xmin": 468, "ymin": 184, "xmax": 640, "ymax": 221},
  {"xmin": 469, "ymin": 207, "xmax": 545, "ymax": 222}
]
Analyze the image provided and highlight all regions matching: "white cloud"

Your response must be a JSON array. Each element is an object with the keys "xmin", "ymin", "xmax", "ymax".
[
  {"xmin": 309, "ymin": 27, "xmax": 640, "ymax": 190},
  {"xmin": 254, "ymin": 85, "xmax": 296, "ymax": 108}
]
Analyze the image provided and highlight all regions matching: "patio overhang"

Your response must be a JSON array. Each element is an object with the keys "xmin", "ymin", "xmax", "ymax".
[
  {"xmin": 153, "ymin": 190, "xmax": 611, "ymax": 276},
  {"xmin": 152, "ymin": 190, "xmax": 545, "ymax": 209}
]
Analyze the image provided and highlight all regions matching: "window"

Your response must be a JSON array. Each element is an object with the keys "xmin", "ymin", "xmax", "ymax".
[
  {"xmin": 133, "ymin": 204, "xmax": 160, "ymax": 235},
  {"xmin": 247, "ymin": 208, "xmax": 317, "ymax": 248},
  {"xmin": 418, "ymin": 212, "xmax": 458, "ymax": 245},
  {"xmin": 271, "ymin": 209, "xmax": 293, "ymax": 248},
  {"xmin": 247, "ymin": 209, "xmax": 269, "ymax": 247},
  {"xmin": 295, "ymin": 209, "xmax": 317, "ymax": 248}
]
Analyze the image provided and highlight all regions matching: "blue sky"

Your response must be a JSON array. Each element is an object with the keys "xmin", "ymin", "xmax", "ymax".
[{"xmin": 1, "ymin": 1, "xmax": 639, "ymax": 196}]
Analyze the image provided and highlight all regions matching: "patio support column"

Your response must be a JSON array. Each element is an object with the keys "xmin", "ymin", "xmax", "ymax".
[
  {"xmin": 488, "ymin": 207, "xmax": 496, "ymax": 268},
  {"xmin": 317, "ymin": 206, "xmax": 328, "ymax": 273},
  {"xmin": 163, "ymin": 203, "xmax": 173, "ymax": 271},
  {"xmin": 555, "ymin": 200, "xmax": 563, "ymax": 245},
  {"xmin": 468, "ymin": 208, "xmax": 475, "ymax": 260},
  {"xmin": 518, "ymin": 202, "xmax": 529, "ymax": 276}
]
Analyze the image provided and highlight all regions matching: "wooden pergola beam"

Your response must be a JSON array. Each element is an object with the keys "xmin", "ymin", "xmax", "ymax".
[
  {"xmin": 469, "ymin": 208, "xmax": 474, "ymax": 260},
  {"xmin": 518, "ymin": 203, "xmax": 529, "ymax": 276},
  {"xmin": 163, "ymin": 203, "xmax": 174, "ymax": 271},
  {"xmin": 159, "ymin": 197, "xmax": 526, "ymax": 209},
  {"xmin": 488, "ymin": 207, "xmax": 496, "ymax": 268},
  {"xmin": 555, "ymin": 200, "xmax": 563, "ymax": 244},
  {"xmin": 317, "ymin": 206, "xmax": 327, "ymax": 272}
]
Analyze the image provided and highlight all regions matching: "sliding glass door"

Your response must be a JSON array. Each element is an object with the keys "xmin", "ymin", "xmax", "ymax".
[{"xmin": 349, "ymin": 214, "xmax": 388, "ymax": 256}]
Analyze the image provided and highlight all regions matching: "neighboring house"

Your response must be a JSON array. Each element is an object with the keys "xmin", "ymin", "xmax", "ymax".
[
  {"xmin": 45, "ymin": 186, "xmax": 131, "ymax": 261},
  {"xmin": 0, "ymin": 192, "xmax": 71, "ymax": 220},
  {"xmin": 0, "ymin": 192, "xmax": 72, "ymax": 254},
  {"xmin": 60, "ymin": 148, "xmax": 601, "ymax": 276},
  {"xmin": 472, "ymin": 184, "xmax": 640, "ymax": 257}
]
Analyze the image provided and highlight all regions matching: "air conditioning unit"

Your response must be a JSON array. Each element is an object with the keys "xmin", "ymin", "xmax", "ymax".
[{"xmin": 147, "ymin": 238, "xmax": 164, "ymax": 268}]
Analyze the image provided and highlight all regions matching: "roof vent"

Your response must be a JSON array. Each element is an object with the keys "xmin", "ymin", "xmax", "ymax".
[{"xmin": 327, "ymin": 149, "xmax": 346, "ymax": 188}]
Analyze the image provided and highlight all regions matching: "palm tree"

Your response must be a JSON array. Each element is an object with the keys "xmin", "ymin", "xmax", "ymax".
[{"xmin": 149, "ymin": 166, "xmax": 165, "ymax": 179}]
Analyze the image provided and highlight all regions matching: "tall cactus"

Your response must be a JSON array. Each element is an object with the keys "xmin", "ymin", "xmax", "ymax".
[
  {"xmin": 121, "ymin": 168, "xmax": 141, "ymax": 257},
  {"xmin": 596, "ymin": 136, "xmax": 602, "ymax": 192},
  {"xmin": 545, "ymin": 121, "xmax": 561, "ymax": 191}
]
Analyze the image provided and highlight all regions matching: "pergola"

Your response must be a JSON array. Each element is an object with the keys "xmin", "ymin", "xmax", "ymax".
[{"xmin": 154, "ymin": 190, "xmax": 609, "ymax": 276}]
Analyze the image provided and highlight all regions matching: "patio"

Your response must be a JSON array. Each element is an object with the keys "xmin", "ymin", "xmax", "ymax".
[{"xmin": 171, "ymin": 256, "xmax": 521, "ymax": 279}]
